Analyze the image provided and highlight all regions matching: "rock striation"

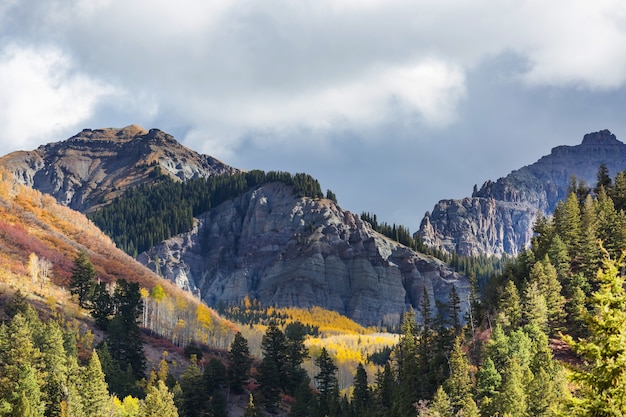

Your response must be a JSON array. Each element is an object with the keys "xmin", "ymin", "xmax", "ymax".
[
  {"xmin": 418, "ymin": 130, "xmax": 626, "ymax": 256},
  {"xmin": 138, "ymin": 182, "xmax": 469, "ymax": 326},
  {"xmin": 0, "ymin": 125, "xmax": 238, "ymax": 212}
]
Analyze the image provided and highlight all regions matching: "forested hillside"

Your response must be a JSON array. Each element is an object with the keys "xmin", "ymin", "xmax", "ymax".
[{"xmin": 88, "ymin": 170, "xmax": 326, "ymax": 256}]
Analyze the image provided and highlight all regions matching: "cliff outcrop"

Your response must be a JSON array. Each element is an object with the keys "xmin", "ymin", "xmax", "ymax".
[
  {"xmin": 418, "ymin": 130, "xmax": 626, "ymax": 256},
  {"xmin": 138, "ymin": 182, "xmax": 469, "ymax": 326}
]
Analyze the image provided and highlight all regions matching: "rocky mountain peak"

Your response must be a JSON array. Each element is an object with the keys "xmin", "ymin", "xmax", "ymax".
[
  {"xmin": 0, "ymin": 126, "xmax": 239, "ymax": 212},
  {"xmin": 581, "ymin": 129, "xmax": 621, "ymax": 145},
  {"xmin": 419, "ymin": 130, "xmax": 626, "ymax": 256}
]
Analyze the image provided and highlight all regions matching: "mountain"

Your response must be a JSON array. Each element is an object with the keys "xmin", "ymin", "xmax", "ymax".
[
  {"xmin": 137, "ymin": 181, "xmax": 469, "ymax": 326},
  {"xmin": 0, "ymin": 168, "xmax": 236, "ymax": 347},
  {"xmin": 418, "ymin": 129, "xmax": 626, "ymax": 256},
  {"xmin": 0, "ymin": 126, "xmax": 470, "ymax": 327},
  {"xmin": 0, "ymin": 125, "xmax": 238, "ymax": 212}
]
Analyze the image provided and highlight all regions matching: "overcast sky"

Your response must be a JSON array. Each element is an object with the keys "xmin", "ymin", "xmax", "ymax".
[{"xmin": 2, "ymin": 0, "xmax": 626, "ymax": 231}]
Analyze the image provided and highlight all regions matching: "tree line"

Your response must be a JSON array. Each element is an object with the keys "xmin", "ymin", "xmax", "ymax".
[{"xmin": 88, "ymin": 169, "xmax": 329, "ymax": 256}]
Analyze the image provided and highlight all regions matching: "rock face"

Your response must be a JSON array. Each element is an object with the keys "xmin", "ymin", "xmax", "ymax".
[
  {"xmin": 418, "ymin": 130, "xmax": 626, "ymax": 256},
  {"xmin": 138, "ymin": 182, "xmax": 469, "ymax": 326},
  {"xmin": 0, "ymin": 125, "xmax": 238, "ymax": 212}
]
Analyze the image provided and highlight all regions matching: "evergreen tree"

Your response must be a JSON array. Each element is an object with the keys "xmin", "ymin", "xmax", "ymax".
[
  {"xmin": 78, "ymin": 351, "xmax": 110, "ymax": 417},
  {"xmin": 448, "ymin": 285, "xmax": 462, "ymax": 333},
  {"xmin": 140, "ymin": 380, "xmax": 179, "ymax": 417},
  {"xmin": 444, "ymin": 336, "xmax": 473, "ymax": 413},
  {"xmin": 429, "ymin": 386, "xmax": 452, "ymax": 417},
  {"xmin": 258, "ymin": 325, "xmax": 287, "ymax": 413},
  {"xmin": 179, "ymin": 360, "xmax": 206, "ymax": 417},
  {"xmin": 315, "ymin": 348, "xmax": 338, "ymax": 417},
  {"xmin": 69, "ymin": 250, "xmax": 97, "ymax": 308},
  {"xmin": 491, "ymin": 356, "xmax": 527, "ymax": 417},
  {"xmin": 227, "ymin": 332, "xmax": 252, "ymax": 394},
  {"xmin": 90, "ymin": 281, "xmax": 114, "ymax": 330},
  {"xmin": 352, "ymin": 363, "xmax": 370, "ymax": 416},
  {"xmin": 595, "ymin": 163, "xmax": 612, "ymax": 195},
  {"xmin": 497, "ymin": 280, "xmax": 521, "ymax": 331},
  {"xmin": 563, "ymin": 253, "xmax": 626, "ymax": 415},
  {"xmin": 284, "ymin": 321, "xmax": 309, "ymax": 395}
]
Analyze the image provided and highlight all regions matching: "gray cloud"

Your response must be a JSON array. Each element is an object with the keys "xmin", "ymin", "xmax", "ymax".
[{"xmin": 2, "ymin": 0, "xmax": 626, "ymax": 230}]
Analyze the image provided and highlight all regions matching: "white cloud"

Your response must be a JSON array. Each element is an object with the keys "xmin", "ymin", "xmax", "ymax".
[{"xmin": 0, "ymin": 44, "xmax": 118, "ymax": 152}]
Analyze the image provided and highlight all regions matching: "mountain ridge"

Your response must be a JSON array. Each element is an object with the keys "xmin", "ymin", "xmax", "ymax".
[
  {"xmin": 0, "ymin": 125, "xmax": 238, "ymax": 212},
  {"xmin": 0, "ymin": 126, "xmax": 470, "ymax": 326},
  {"xmin": 418, "ymin": 129, "xmax": 626, "ymax": 256}
]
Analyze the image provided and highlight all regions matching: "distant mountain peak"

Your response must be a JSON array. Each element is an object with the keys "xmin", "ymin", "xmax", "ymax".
[
  {"xmin": 0, "ymin": 126, "xmax": 239, "ymax": 212},
  {"xmin": 581, "ymin": 129, "xmax": 621, "ymax": 145},
  {"xmin": 419, "ymin": 130, "xmax": 626, "ymax": 256}
]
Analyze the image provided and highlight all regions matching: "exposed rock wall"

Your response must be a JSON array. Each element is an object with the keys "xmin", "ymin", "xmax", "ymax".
[
  {"xmin": 138, "ymin": 182, "xmax": 470, "ymax": 326},
  {"xmin": 418, "ymin": 130, "xmax": 626, "ymax": 256},
  {"xmin": 0, "ymin": 125, "xmax": 238, "ymax": 212}
]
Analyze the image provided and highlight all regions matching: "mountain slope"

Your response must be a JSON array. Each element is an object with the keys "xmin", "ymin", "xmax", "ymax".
[
  {"xmin": 418, "ymin": 129, "xmax": 626, "ymax": 256},
  {"xmin": 138, "ymin": 182, "xmax": 469, "ymax": 326},
  {"xmin": 0, "ymin": 125, "xmax": 238, "ymax": 212},
  {"xmin": 0, "ymin": 169, "xmax": 236, "ymax": 347}
]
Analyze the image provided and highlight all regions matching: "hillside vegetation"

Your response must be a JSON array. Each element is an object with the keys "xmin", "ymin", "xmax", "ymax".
[{"xmin": 88, "ymin": 169, "xmax": 327, "ymax": 255}]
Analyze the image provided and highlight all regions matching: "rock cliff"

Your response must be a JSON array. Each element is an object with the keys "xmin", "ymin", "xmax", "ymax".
[
  {"xmin": 138, "ymin": 182, "xmax": 469, "ymax": 326},
  {"xmin": 418, "ymin": 130, "xmax": 626, "ymax": 256},
  {"xmin": 0, "ymin": 125, "xmax": 238, "ymax": 212}
]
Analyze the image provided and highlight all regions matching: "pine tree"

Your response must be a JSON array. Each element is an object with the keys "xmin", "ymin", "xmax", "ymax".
[
  {"xmin": 284, "ymin": 321, "xmax": 309, "ymax": 395},
  {"xmin": 497, "ymin": 280, "xmax": 521, "ymax": 331},
  {"xmin": 315, "ymin": 348, "xmax": 338, "ymax": 417},
  {"xmin": 429, "ymin": 386, "xmax": 452, "ymax": 417},
  {"xmin": 227, "ymin": 332, "xmax": 252, "ymax": 394},
  {"xmin": 258, "ymin": 325, "xmax": 287, "ymax": 413},
  {"xmin": 563, "ymin": 253, "xmax": 626, "ymax": 415},
  {"xmin": 444, "ymin": 336, "xmax": 473, "ymax": 412},
  {"xmin": 69, "ymin": 250, "xmax": 97, "ymax": 308},
  {"xmin": 78, "ymin": 351, "xmax": 110, "ymax": 417},
  {"xmin": 179, "ymin": 360, "xmax": 206, "ymax": 417},
  {"xmin": 352, "ymin": 363, "xmax": 370, "ymax": 415},
  {"xmin": 491, "ymin": 356, "xmax": 527, "ymax": 417},
  {"xmin": 140, "ymin": 380, "xmax": 179, "ymax": 417}
]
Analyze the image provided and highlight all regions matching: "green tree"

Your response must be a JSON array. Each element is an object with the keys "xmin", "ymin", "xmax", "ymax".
[
  {"xmin": 179, "ymin": 360, "xmax": 206, "ymax": 417},
  {"xmin": 497, "ymin": 280, "xmax": 522, "ymax": 331},
  {"xmin": 78, "ymin": 351, "xmax": 110, "ymax": 417},
  {"xmin": 90, "ymin": 281, "xmax": 114, "ymax": 330},
  {"xmin": 444, "ymin": 336, "xmax": 473, "ymax": 412},
  {"xmin": 429, "ymin": 386, "xmax": 452, "ymax": 417},
  {"xmin": 563, "ymin": 253, "xmax": 626, "ymax": 415},
  {"xmin": 315, "ymin": 348, "xmax": 338, "ymax": 417},
  {"xmin": 595, "ymin": 163, "xmax": 612, "ymax": 194},
  {"xmin": 140, "ymin": 380, "xmax": 178, "ymax": 417},
  {"xmin": 352, "ymin": 363, "xmax": 370, "ymax": 415},
  {"xmin": 227, "ymin": 332, "xmax": 252, "ymax": 394},
  {"xmin": 69, "ymin": 250, "xmax": 97, "ymax": 308},
  {"xmin": 258, "ymin": 325, "xmax": 287, "ymax": 413},
  {"xmin": 491, "ymin": 356, "xmax": 527, "ymax": 417},
  {"xmin": 284, "ymin": 321, "xmax": 309, "ymax": 395}
]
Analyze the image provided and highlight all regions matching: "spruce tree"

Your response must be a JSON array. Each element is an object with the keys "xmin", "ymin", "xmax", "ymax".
[
  {"xmin": 78, "ymin": 351, "xmax": 110, "ymax": 417},
  {"xmin": 563, "ymin": 253, "xmax": 626, "ymax": 415},
  {"xmin": 444, "ymin": 336, "xmax": 473, "ymax": 412},
  {"xmin": 258, "ymin": 325, "xmax": 287, "ymax": 413},
  {"xmin": 315, "ymin": 348, "xmax": 338, "ymax": 417},
  {"xmin": 227, "ymin": 332, "xmax": 252, "ymax": 394},
  {"xmin": 351, "ymin": 363, "xmax": 370, "ymax": 415},
  {"xmin": 140, "ymin": 380, "xmax": 179, "ymax": 417},
  {"xmin": 69, "ymin": 250, "xmax": 97, "ymax": 308}
]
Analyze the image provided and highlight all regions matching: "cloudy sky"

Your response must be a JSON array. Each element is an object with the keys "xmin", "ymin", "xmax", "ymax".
[{"xmin": 2, "ymin": 0, "xmax": 626, "ymax": 231}]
